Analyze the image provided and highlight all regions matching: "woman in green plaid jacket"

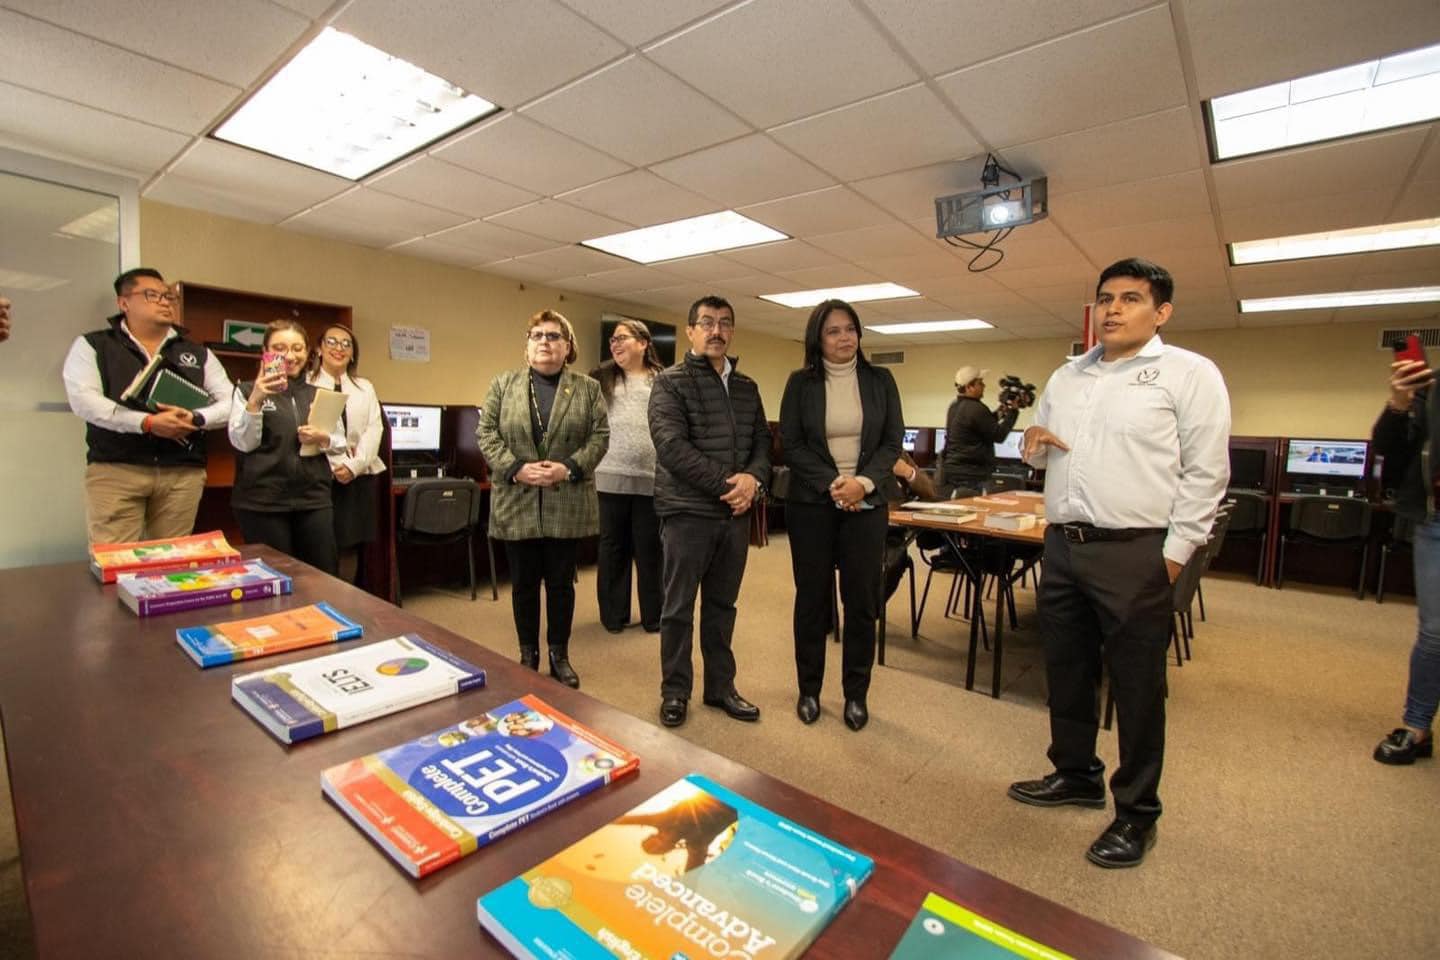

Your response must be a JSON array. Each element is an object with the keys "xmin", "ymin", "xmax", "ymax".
[{"xmin": 477, "ymin": 310, "xmax": 609, "ymax": 689}]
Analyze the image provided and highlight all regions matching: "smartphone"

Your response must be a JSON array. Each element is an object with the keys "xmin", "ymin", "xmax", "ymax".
[
  {"xmin": 260, "ymin": 351, "xmax": 285, "ymax": 379},
  {"xmin": 1393, "ymin": 334, "xmax": 1427, "ymax": 365}
]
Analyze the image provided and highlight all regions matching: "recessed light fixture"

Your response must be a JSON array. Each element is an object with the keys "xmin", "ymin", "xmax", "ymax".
[
  {"xmin": 213, "ymin": 28, "xmax": 499, "ymax": 180},
  {"xmin": 1239, "ymin": 286, "xmax": 1440, "ymax": 313},
  {"xmin": 56, "ymin": 205, "xmax": 120, "ymax": 243},
  {"xmin": 1207, "ymin": 41, "xmax": 1440, "ymax": 160},
  {"xmin": 1229, "ymin": 218, "xmax": 1440, "ymax": 264},
  {"xmin": 759, "ymin": 283, "xmax": 920, "ymax": 309},
  {"xmin": 866, "ymin": 319, "xmax": 993, "ymax": 334},
  {"xmin": 581, "ymin": 211, "xmax": 787, "ymax": 264}
]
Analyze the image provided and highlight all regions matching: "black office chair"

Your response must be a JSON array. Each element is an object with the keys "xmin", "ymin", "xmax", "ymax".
[
  {"xmin": 1222, "ymin": 490, "xmax": 1269, "ymax": 586},
  {"xmin": 984, "ymin": 473, "xmax": 1024, "ymax": 493},
  {"xmin": 1276, "ymin": 496, "xmax": 1372, "ymax": 599},
  {"xmin": 397, "ymin": 477, "xmax": 494, "ymax": 605},
  {"xmin": 1375, "ymin": 515, "xmax": 1416, "ymax": 604}
]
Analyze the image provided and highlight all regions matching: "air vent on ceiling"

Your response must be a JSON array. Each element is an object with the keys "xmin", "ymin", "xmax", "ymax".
[
  {"xmin": 870, "ymin": 350, "xmax": 905, "ymax": 365},
  {"xmin": 1378, "ymin": 327, "xmax": 1440, "ymax": 350}
]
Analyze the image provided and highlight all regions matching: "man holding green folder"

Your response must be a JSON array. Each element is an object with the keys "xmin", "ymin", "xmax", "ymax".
[{"xmin": 62, "ymin": 268, "xmax": 233, "ymax": 544}]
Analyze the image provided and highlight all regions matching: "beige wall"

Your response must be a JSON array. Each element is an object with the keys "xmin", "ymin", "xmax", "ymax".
[{"xmin": 142, "ymin": 200, "xmax": 1423, "ymax": 439}]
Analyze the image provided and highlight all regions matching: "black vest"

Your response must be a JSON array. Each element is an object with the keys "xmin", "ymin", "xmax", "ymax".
[
  {"xmin": 230, "ymin": 379, "xmax": 334, "ymax": 513},
  {"xmin": 83, "ymin": 318, "xmax": 209, "ymax": 467}
]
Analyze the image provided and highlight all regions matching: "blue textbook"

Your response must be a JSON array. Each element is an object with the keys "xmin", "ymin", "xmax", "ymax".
[{"xmin": 476, "ymin": 773, "xmax": 874, "ymax": 960}]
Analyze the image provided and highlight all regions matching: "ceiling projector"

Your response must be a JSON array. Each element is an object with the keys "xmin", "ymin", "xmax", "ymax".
[{"xmin": 934, "ymin": 175, "xmax": 1048, "ymax": 238}]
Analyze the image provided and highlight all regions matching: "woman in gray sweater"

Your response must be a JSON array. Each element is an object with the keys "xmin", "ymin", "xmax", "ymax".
[{"xmin": 591, "ymin": 320, "xmax": 665, "ymax": 633}]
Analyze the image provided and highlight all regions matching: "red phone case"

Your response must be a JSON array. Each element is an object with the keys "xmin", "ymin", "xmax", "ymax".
[{"xmin": 1393, "ymin": 335, "xmax": 1426, "ymax": 365}]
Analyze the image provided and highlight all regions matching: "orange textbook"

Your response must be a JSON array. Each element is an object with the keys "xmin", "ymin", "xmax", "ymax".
[
  {"xmin": 176, "ymin": 601, "xmax": 363, "ymax": 668},
  {"xmin": 89, "ymin": 530, "xmax": 241, "ymax": 583}
]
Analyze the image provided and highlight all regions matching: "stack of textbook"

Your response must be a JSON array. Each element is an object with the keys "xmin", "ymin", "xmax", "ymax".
[
  {"xmin": 322, "ymin": 695, "xmax": 639, "ymax": 878},
  {"xmin": 177, "ymin": 601, "xmax": 362, "ymax": 667},
  {"xmin": 119, "ymin": 559, "xmax": 291, "ymax": 616},
  {"xmin": 89, "ymin": 530, "xmax": 241, "ymax": 583},
  {"xmin": 476, "ymin": 774, "xmax": 874, "ymax": 959},
  {"xmin": 888, "ymin": 892, "xmax": 1073, "ymax": 959},
  {"xmin": 231, "ymin": 634, "xmax": 486, "ymax": 743}
]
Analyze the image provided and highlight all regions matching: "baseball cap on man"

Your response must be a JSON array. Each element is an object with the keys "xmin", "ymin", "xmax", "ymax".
[{"xmin": 954, "ymin": 365, "xmax": 989, "ymax": 386}]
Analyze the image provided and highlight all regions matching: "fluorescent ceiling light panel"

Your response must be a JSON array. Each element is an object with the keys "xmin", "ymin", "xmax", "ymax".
[
  {"xmin": 581, "ymin": 211, "xmax": 786, "ymax": 264},
  {"xmin": 56, "ymin": 205, "xmax": 119, "ymax": 243},
  {"xmin": 1239, "ymin": 286, "xmax": 1440, "ymax": 313},
  {"xmin": 760, "ymin": 283, "xmax": 920, "ymax": 309},
  {"xmin": 867, "ymin": 319, "xmax": 993, "ymax": 334},
  {"xmin": 1230, "ymin": 218, "xmax": 1440, "ymax": 264},
  {"xmin": 1208, "ymin": 41, "xmax": 1440, "ymax": 160},
  {"xmin": 213, "ymin": 28, "xmax": 498, "ymax": 180}
]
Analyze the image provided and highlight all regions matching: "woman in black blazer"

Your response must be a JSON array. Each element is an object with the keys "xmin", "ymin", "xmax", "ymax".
[{"xmin": 779, "ymin": 299, "xmax": 904, "ymax": 731}]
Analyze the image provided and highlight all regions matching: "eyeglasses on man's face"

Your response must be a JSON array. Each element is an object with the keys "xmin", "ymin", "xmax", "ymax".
[
  {"xmin": 128, "ymin": 288, "xmax": 178, "ymax": 305},
  {"xmin": 528, "ymin": 330, "xmax": 566, "ymax": 343},
  {"xmin": 322, "ymin": 336, "xmax": 353, "ymax": 350},
  {"xmin": 693, "ymin": 318, "xmax": 735, "ymax": 332}
]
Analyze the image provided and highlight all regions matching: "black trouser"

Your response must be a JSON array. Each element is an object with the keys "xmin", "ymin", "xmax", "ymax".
[
  {"xmin": 503, "ymin": 537, "xmax": 579, "ymax": 653},
  {"xmin": 235, "ymin": 506, "xmax": 338, "ymax": 575},
  {"xmin": 658, "ymin": 512, "xmax": 750, "ymax": 701},
  {"xmin": 596, "ymin": 492, "xmax": 663, "ymax": 631},
  {"xmin": 1038, "ymin": 526, "xmax": 1172, "ymax": 826},
  {"xmin": 787, "ymin": 501, "xmax": 888, "ymax": 702}
]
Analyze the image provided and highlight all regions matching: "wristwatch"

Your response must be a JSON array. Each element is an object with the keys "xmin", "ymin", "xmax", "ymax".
[{"xmin": 190, "ymin": 410, "xmax": 206, "ymax": 429}]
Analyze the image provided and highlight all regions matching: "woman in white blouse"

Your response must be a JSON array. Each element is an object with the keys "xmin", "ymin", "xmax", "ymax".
[{"xmin": 308, "ymin": 323, "xmax": 386, "ymax": 584}]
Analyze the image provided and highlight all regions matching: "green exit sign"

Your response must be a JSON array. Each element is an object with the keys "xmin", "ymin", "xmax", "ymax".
[{"xmin": 222, "ymin": 319, "xmax": 267, "ymax": 350}]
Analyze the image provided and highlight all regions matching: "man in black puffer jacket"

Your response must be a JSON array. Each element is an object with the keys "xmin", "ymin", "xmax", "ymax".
[{"xmin": 648, "ymin": 295, "xmax": 771, "ymax": 729}]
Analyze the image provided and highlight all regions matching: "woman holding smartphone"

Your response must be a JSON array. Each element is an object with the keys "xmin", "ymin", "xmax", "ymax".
[
  {"xmin": 228, "ymin": 319, "xmax": 344, "ymax": 574},
  {"xmin": 307, "ymin": 324, "xmax": 385, "ymax": 584},
  {"xmin": 778, "ymin": 299, "xmax": 903, "ymax": 731}
]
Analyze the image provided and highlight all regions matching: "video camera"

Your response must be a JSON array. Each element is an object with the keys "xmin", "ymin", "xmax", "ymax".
[{"xmin": 997, "ymin": 375, "xmax": 1036, "ymax": 410}]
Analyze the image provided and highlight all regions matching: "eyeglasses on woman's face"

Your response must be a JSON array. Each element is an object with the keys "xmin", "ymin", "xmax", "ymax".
[
  {"xmin": 528, "ymin": 330, "xmax": 566, "ymax": 343},
  {"xmin": 322, "ymin": 336, "xmax": 353, "ymax": 350},
  {"xmin": 609, "ymin": 334, "xmax": 640, "ymax": 345},
  {"xmin": 267, "ymin": 343, "xmax": 308, "ymax": 355}
]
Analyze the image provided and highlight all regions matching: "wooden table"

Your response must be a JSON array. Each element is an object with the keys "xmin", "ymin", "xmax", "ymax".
[
  {"xmin": 0, "ymin": 547, "xmax": 1177, "ymax": 960},
  {"xmin": 891, "ymin": 494, "xmax": 1047, "ymax": 698}
]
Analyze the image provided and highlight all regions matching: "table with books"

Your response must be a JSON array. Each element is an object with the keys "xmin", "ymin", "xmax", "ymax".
[
  {"xmin": 0, "ymin": 540, "xmax": 1177, "ymax": 960},
  {"xmin": 889, "ymin": 494, "xmax": 1049, "ymax": 698}
]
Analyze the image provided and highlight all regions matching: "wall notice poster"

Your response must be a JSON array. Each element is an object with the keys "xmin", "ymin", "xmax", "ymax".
[{"xmin": 389, "ymin": 325, "xmax": 430, "ymax": 362}]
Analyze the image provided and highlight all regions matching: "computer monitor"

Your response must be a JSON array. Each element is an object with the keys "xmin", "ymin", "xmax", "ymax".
[
  {"xmin": 994, "ymin": 429, "xmax": 1024, "ymax": 461},
  {"xmin": 1229, "ymin": 447, "xmax": 1268, "ymax": 490},
  {"xmin": 902, "ymin": 428, "xmax": 919, "ymax": 452},
  {"xmin": 383, "ymin": 403, "xmax": 443, "ymax": 454},
  {"xmin": 1284, "ymin": 438, "xmax": 1367, "ymax": 479},
  {"xmin": 933, "ymin": 428, "xmax": 947, "ymax": 455}
]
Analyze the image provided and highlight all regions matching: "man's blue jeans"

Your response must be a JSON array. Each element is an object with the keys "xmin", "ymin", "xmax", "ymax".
[{"xmin": 1403, "ymin": 517, "xmax": 1440, "ymax": 731}]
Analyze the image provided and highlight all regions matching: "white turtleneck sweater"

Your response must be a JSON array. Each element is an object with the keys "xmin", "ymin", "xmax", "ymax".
[{"xmin": 822, "ymin": 356, "xmax": 873, "ymax": 492}]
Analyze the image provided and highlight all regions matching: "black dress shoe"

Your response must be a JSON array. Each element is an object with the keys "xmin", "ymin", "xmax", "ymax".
[
  {"xmin": 1007, "ymin": 772, "xmax": 1106, "ymax": 809},
  {"xmin": 659, "ymin": 698, "xmax": 687, "ymax": 727},
  {"xmin": 1086, "ymin": 819, "xmax": 1156, "ymax": 868},
  {"xmin": 843, "ymin": 699, "xmax": 868, "ymax": 731},
  {"xmin": 548, "ymin": 649, "xmax": 580, "ymax": 689},
  {"xmin": 643, "ymin": 623, "xmax": 661, "ymax": 634},
  {"xmin": 1374, "ymin": 728, "xmax": 1434, "ymax": 765},
  {"xmin": 702, "ymin": 691, "xmax": 760, "ymax": 722},
  {"xmin": 602, "ymin": 624, "xmax": 624, "ymax": 634},
  {"xmin": 519, "ymin": 647, "xmax": 540, "ymax": 670},
  {"xmin": 796, "ymin": 695, "xmax": 820, "ymax": 724}
]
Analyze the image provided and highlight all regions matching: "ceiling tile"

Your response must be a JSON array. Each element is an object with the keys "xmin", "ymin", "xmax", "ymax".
[
  {"xmin": 1002, "ymin": 107, "xmax": 1203, "ymax": 195},
  {"xmin": 558, "ymin": 170, "xmax": 718, "ymax": 226},
  {"xmin": 1391, "ymin": 175, "xmax": 1440, "ymax": 222},
  {"xmin": 654, "ymin": 255, "xmax": 757, "ymax": 282},
  {"xmin": 558, "ymin": 0, "xmax": 734, "ymax": 46},
  {"xmin": 284, "ymin": 208, "xmax": 424, "ymax": 248},
  {"xmin": 851, "ymin": 157, "xmax": 992, "ymax": 222},
  {"xmin": 523, "ymin": 56, "xmax": 748, "ymax": 166},
  {"xmin": 1071, "ymin": 214, "xmax": 1221, "ymax": 265},
  {"xmin": 1182, "ymin": 0, "xmax": 1440, "ymax": 99},
  {"xmin": 6, "ymin": 0, "xmax": 311, "ymax": 88},
  {"xmin": 427, "ymin": 220, "xmax": 558, "ymax": 259},
  {"xmin": 1170, "ymin": 312, "xmax": 1239, "ymax": 331},
  {"xmin": 1049, "ymin": 170, "xmax": 1214, "ymax": 233},
  {"xmin": 388, "ymin": 237, "xmax": 495, "ymax": 268},
  {"xmin": 1237, "ymin": 308, "xmax": 1335, "ymax": 327},
  {"xmin": 0, "ymin": 9, "xmax": 240, "ymax": 134},
  {"xmin": 367, "ymin": 157, "xmax": 537, "ymax": 219},
  {"xmin": 1228, "ymin": 257, "xmax": 1364, "ymax": 294},
  {"xmin": 770, "ymin": 85, "xmax": 983, "ymax": 182},
  {"xmin": 721, "ymin": 241, "xmax": 843, "ymax": 274},
  {"xmin": 711, "ymin": 274, "xmax": 794, "ymax": 298},
  {"xmin": 808, "ymin": 223, "xmax": 945, "ymax": 261},
  {"xmin": 646, "ymin": 0, "xmax": 917, "ymax": 128},
  {"xmin": 434, "ymin": 114, "xmax": 631, "ymax": 195},
  {"xmin": 988, "ymin": 264, "xmax": 1099, "ymax": 292},
  {"xmin": 739, "ymin": 186, "xmax": 895, "ymax": 237},
  {"xmin": 861, "ymin": 0, "xmax": 1154, "ymax": 75},
  {"xmin": 509, "ymin": 244, "xmax": 634, "ymax": 279},
  {"xmin": 651, "ymin": 134, "xmax": 834, "ymax": 207},
  {"xmin": 485, "ymin": 199, "xmax": 632, "ymax": 243},
  {"xmin": 938, "ymin": 7, "xmax": 1187, "ymax": 149},
  {"xmin": 553, "ymin": 265, "xmax": 682, "ymax": 295},
  {"xmin": 335, "ymin": 0, "xmax": 625, "ymax": 107},
  {"xmin": 772, "ymin": 264, "xmax": 885, "ymax": 289},
  {"xmin": 298, "ymin": 187, "xmax": 470, "ymax": 237},
  {"xmin": 0, "ymin": 81, "xmax": 190, "ymax": 177},
  {"xmin": 853, "ymin": 250, "xmax": 972, "ymax": 284},
  {"xmin": 146, "ymin": 139, "xmax": 350, "ymax": 222},
  {"xmin": 1211, "ymin": 128, "xmax": 1428, "ymax": 211},
  {"xmin": 1218, "ymin": 189, "xmax": 1399, "ymax": 243}
]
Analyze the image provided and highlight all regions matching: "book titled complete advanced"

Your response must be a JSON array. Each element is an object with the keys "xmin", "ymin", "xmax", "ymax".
[
  {"xmin": 231, "ymin": 634, "xmax": 485, "ymax": 743},
  {"xmin": 119, "ymin": 559, "xmax": 291, "ymax": 616},
  {"xmin": 177, "ymin": 601, "xmax": 362, "ymax": 667},
  {"xmin": 476, "ymin": 773, "xmax": 874, "ymax": 960},
  {"xmin": 322, "ymin": 694, "xmax": 639, "ymax": 878}
]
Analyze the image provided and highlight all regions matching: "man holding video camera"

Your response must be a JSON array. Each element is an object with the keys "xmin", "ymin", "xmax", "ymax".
[{"xmin": 940, "ymin": 365, "xmax": 1021, "ymax": 496}]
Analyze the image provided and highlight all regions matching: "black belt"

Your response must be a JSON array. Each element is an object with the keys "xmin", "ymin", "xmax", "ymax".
[{"xmin": 1057, "ymin": 522, "xmax": 1165, "ymax": 544}]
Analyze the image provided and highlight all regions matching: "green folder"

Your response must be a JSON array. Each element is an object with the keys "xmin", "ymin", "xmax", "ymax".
[{"xmin": 147, "ymin": 369, "xmax": 211, "ymax": 411}]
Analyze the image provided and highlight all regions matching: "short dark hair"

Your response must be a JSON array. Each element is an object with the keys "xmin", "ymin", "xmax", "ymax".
[
  {"xmin": 802, "ymin": 299, "xmax": 868, "ymax": 376},
  {"xmin": 310, "ymin": 323, "xmax": 359, "ymax": 377},
  {"xmin": 114, "ymin": 268, "xmax": 165, "ymax": 296},
  {"xmin": 1096, "ymin": 258, "xmax": 1173, "ymax": 307},
  {"xmin": 687, "ymin": 295, "xmax": 733, "ymax": 327}
]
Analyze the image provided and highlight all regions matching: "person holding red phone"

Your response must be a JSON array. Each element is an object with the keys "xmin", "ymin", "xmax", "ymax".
[{"xmin": 1371, "ymin": 338, "xmax": 1439, "ymax": 764}]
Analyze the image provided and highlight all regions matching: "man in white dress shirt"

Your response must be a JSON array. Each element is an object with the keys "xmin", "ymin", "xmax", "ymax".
[{"xmin": 1007, "ymin": 258, "xmax": 1230, "ymax": 868}]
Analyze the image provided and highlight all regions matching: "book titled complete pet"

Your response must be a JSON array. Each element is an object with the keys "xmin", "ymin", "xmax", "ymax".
[
  {"xmin": 231, "ymin": 634, "xmax": 485, "ymax": 744},
  {"xmin": 118, "ymin": 559, "xmax": 291, "ymax": 616},
  {"xmin": 321, "ymin": 694, "xmax": 639, "ymax": 878},
  {"xmin": 476, "ymin": 774, "xmax": 874, "ymax": 960},
  {"xmin": 176, "ymin": 601, "xmax": 362, "ymax": 667}
]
